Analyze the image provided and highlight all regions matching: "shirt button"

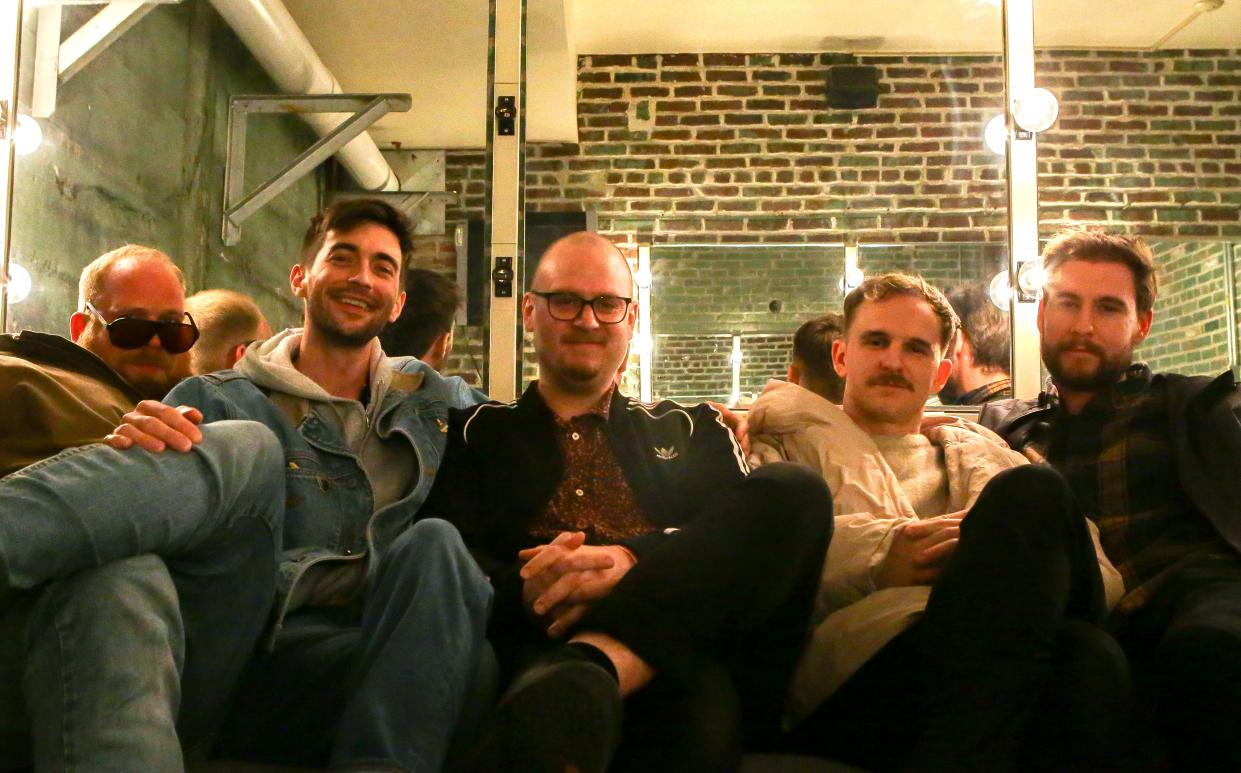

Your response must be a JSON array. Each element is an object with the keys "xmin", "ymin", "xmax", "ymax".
[
  {"xmin": 575, "ymin": 488, "xmax": 585, "ymax": 497},
  {"xmin": 571, "ymin": 432, "xmax": 581, "ymax": 440}
]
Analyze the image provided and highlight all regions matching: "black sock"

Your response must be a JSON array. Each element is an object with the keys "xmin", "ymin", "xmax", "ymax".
[{"xmin": 566, "ymin": 641, "xmax": 620, "ymax": 684}]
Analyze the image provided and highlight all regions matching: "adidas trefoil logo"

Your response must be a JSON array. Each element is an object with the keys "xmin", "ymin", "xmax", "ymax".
[{"xmin": 654, "ymin": 446, "xmax": 679, "ymax": 461}]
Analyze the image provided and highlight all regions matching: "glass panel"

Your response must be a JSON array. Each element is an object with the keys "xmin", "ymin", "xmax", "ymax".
[
  {"xmin": 1137, "ymin": 241, "xmax": 1234, "ymax": 377},
  {"xmin": 648, "ymin": 241, "xmax": 1007, "ymax": 404},
  {"xmin": 1035, "ymin": 6, "xmax": 1241, "ymax": 383},
  {"xmin": 4, "ymin": 1, "xmax": 491, "ymax": 393},
  {"xmin": 520, "ymin": 0, "xmax": 1007, "ymax": 400}
]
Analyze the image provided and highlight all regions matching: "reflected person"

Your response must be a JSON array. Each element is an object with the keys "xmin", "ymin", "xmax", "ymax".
[
  {"xmin": 186, "ymin": 288, "xmax": 273, "ymax": 375},
  {"xmin": 939, "ymin": 283, "xmax": 1012, "ymax": 405}
]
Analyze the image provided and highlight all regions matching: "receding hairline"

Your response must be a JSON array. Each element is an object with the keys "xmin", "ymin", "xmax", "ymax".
[
  {"xmin": 78, "ymin": 245, "xmax": 184, "ymax": 310},
  {"xmin": 531, "ymin": 232, "xmax": 634, "ymax": 292}
]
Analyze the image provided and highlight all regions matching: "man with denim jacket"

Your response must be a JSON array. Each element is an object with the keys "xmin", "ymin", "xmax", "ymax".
[{"xmin": 113, "ymin": 198, "xmax": 492, "ymax": 772}]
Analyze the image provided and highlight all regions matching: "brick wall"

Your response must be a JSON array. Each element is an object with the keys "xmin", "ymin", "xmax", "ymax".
[
  {"xmin": 1138, "ymin": 241, "xmax": 1234, "ymax": 375},
  {"xmin": 420, "ymin": 48, "xmax": 1241, "ymax": 392}
]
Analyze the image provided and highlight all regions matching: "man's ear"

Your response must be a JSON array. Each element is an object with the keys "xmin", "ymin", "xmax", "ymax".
[
  {"xmin": 831, "ymin": 338, "xmax": 847, "ymax": 379},
  {"xmin": 787, "ymin": 363, "xmax": 801, "ymax": 385},
  {"xmin": 933, "ymin": 356, "xmax": 953, "ymax": 393},
  {"xmin": 1134, "ymin": 308, "xmax": 1154, "ymax": 346},
  {"xmin": 521, "ymin": 292, "xmax": 536, "ymax": 330},
  {"xmin": 69, "ymin": 311, "xmax": 88, "ymax": 342},
  {"xmin": 389, "ymin": 291, "xmax": 406, "ymax": 323},
  {"xmin": 289, "ymin": 263, "xmax": 307, "ymax": 298},
  {"xmin": 225, "ymin": 342, "xmax": 248, "ymax": 369}
]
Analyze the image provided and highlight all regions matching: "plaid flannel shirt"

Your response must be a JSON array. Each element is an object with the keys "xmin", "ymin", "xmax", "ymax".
[{"xmin": 1031, "ymin": 364, "xmax": 1236, "ymax": 615}]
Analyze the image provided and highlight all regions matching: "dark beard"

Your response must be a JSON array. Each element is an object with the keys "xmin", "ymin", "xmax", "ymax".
[
  {"xmin": 308, "ymin": 298, "xmax": 390, "ymax": 348},
  {"xmin": 1042, "ymin": 337, "xmax": 1130, "ymax": 392}
]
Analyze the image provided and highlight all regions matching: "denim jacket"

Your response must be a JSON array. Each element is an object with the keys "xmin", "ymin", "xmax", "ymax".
[{"xmin": 164, "ymin": 348, "xmax": 485, "ymax": 632}]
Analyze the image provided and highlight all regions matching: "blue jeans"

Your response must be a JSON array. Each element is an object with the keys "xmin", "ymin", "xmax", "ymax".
[
  {"xmin": 219, "ymin": 518, "xmax": 495, "ymax": 773},
  {"xmin": 0, "ymin": 421, "xmax": 286, "ymax": 770}
]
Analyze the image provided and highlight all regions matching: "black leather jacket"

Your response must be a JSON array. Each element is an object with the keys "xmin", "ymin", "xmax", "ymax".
[{"xmin": 980, "ymin": 369, "xmax": 1241, "ymax": 554}]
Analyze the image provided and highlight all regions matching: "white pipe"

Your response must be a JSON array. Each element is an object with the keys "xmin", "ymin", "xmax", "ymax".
[{"xmin": 208, "ymin": 0, "xmax": 399, "ymax": 191}]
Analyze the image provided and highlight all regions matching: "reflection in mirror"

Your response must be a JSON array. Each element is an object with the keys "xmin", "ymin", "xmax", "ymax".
[
  {"xmin": 1033, "ymin": 3, "xmax": 1241, "ymax": 383},
  {"xmin": 4, "ymin": 0, "xmax": 491, "ymax": 389},
  {"xmin": 647, "ymin": 242, "xmax": 1008, "ymax": 405},
  {"xmin": 516, "ymin": 0, "xmax": 1011, "ymax": 400}
]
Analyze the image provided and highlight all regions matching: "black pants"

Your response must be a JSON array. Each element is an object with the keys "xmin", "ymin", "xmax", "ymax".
[
  {"xmin": 782, "ymin": 465, "xmax": 1131, "ymax": 773},
  {"xmin": 1113, "ymin": 557, "xmax": 1241, "ymax": 773},
  {"xmin": 505, "ymin": 462, "xmax": 835, "ymax": 770}
]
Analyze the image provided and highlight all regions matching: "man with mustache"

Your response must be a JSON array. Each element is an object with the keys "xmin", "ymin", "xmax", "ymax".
[
  {"xmin": 419, "ymin": 231, "xmax": 835, "ymax": 772},
  {"xmin": 0, "ymin": 245, "xmax": 282, "ymax": 769},
  {"xmin": 109, "ymin": 198, "xmax": 493, "ymax": 772},
  {"xmin": 747, "ymin": 273, "xmax": 1129, "ymax": 772},
  {"xmin": 981, "ymin": 229, "xmax": 1241, "ymax": 772}
]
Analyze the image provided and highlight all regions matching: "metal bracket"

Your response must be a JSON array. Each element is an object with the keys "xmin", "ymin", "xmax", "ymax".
[
  {"xmin": 222, "ymin": 92, "xmax": 411, "ymax": 245},
  {"xmin": 31, "ymin": 1, "xmax": 173, "ymax": 117}
]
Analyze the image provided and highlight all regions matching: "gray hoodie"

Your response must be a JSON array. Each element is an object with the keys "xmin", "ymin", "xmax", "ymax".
[{"xmin": 236, "ymin": 328, "xmax": 415, "ymax": 512}]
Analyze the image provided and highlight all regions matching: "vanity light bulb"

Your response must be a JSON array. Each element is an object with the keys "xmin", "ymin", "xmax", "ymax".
[
  {"xmin": 13, "ymin": 115, "xmax": 42, "ymax": 157},
  {"xmin": 1017, "ymin": 260, "xmax": 1048, "ymax": 296},
  {"xmin": 988, "ymin": 271, "xmax": 1011, "ymax": 312},
  {"xmin": 634, "ymin": 267, "xmax": 652, "ymax": 289},
  {"xmin": 984, "ymin": 114, "xmax": 1007, "ymax": 156},
  {"xmin": 1012, "ymin": 88, "xmax": 1059, "ymax": 133},
  {"xmin": 632, "ymin": 332, "xmax": 653, "ymax": 354},
  {"xmin": 3, "ymin": 263, "xmax": 31, "ymax": 305}
]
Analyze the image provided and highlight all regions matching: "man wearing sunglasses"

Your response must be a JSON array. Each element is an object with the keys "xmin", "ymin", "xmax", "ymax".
[
  {"xmin": 0, "ymin": 244, "xmax": 284, "ymax": 770},
  {"xmin": 418, "ymin": 232, "xmax": 835, "ymax": 772}
]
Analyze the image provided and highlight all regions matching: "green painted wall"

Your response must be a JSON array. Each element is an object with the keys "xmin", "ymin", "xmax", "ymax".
[{"xmin": 6, "ymin": 1, "xmax": 319, "ymax": 336}]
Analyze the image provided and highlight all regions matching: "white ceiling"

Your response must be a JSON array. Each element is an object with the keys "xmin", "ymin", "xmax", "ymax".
[{"xmin": 282, "ymin": 0, "xmax": 1241, "ymax": 149}]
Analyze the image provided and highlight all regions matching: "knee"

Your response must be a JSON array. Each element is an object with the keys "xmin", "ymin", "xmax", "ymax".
[
  {"xmin": 384, "ymin": 519, "xmax": 491, "ymax": 604},
  {"xmin": 198, "ymin": 421, "xmax": 284, "ymax": 485},
  {"xmin": 744, "ymin": 463, "xmax": 834, "ymax": 541},
  {"xmin": 1055, "ymin": 620, "xmax": 1131, "ymax": 701},
  {"xmin": 1157, "ymin": 621, "xmax": 1241, "ymax": 687},
  {"xmin": 970, "ymin": 464, "xmax": 1076, "ymax": 534}
]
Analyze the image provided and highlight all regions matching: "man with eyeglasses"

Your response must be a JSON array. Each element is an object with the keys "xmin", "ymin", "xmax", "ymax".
[
  {"xmin": 0, "ymin": 244, "xmax": 284, "ymax": 770},
  {"xmin": 419, "ymin": 231, "xmax": 835, "ymax": 772}
]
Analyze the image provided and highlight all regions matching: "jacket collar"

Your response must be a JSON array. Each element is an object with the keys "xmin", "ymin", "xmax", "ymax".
[{"xmin": 1, "ymin": 330, "xmax": 141, "ymax": 402}]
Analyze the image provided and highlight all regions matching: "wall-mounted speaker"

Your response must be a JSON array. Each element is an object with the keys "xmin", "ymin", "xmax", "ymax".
[{"xmin": 825, "ymin": 65, "xmax": 881, "ymax": 109}]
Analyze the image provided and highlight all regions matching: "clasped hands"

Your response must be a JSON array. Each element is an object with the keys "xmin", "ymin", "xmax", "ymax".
[{"xmin": 519, "ymin": 531, "xmax": 636, "ymax": 639}]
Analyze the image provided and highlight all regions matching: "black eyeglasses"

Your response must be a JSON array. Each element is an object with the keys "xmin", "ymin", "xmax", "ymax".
[
  {"xmin": 530, "ymin": 291, "xmax": 632, "ymax": 325},
  {"xmin": 85, "ymin": 302, "xmax": 200, "ymax": 354}
]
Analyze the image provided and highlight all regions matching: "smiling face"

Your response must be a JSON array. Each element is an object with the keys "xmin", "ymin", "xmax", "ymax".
[
  {"xmin": 291, "ymin": 221, "xmax": 406, "ymax": 349},
  {"xmin": 1038, "ymin": 258, "xmax": 1153, "ymax": 397},
  {"xmin": 70, "ymin": 255, "xmax": 190, "ymax": 399},
  {"xmin": 835, "ymin": 293, "xmax": 953, "ymax": 435},
  {"xmin": 522, "ymin": 233, "xmax": 636, "ymax": 399}
]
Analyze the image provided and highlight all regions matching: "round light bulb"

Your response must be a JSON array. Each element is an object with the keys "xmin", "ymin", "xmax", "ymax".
[
  {"xmin": 634, "ymin": 267, "xmax": 652, "ymax": 289},
  {"xmin": 984, "ymin": 113, "xmax": 1007, "ymax": 156},
  {"xmin": 1012, "ymin": 88, "xmax": 1059, "ymax": 133},
  {"xmin": 838, "ymin": 265, "xmax": 865, "ymax": 295},
  {"xmin": 4, "ymin": 263, "xmax": 31, "ymax": 305},
  {"xmin": 632, "ymin": 331, "xmax": 653, "ymax": 354},
  {"xmin": 12, "ymin": 115, "xmax": 42, "ymax": 157},
  {"xmin": 988, "ymin": 270, "xmax": 1011, "ymax": 312},
  {"xmin": 1017, "ymin": 260, "xmax": 1048, "ymax": 297}
]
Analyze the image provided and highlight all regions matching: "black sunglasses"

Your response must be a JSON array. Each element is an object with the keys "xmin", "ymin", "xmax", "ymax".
[{"xmin": 85, "ymin": 302, "xmax": 200, "ymax": 354}]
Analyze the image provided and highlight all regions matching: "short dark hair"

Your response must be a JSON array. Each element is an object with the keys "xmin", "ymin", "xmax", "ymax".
[
  {"xmin": 842, "ymin": 273, "xmax": 959, "ymax": 349},
  {"xmin": 1042, "ymin": 228, "xmax": 1158, "ymax": 315},
  {"xmin": 945, "ymin": 284, "xmax": 1010, "ymax": 373},
  {"xmin": 380, "ymin": 268, "xmax": 461, "ymax": 358},
  {"xmin": 301, "ymin": 198, "xmax": 415, "ymax": 280},
  {"xmin": 792, "ymin": 313, "xmax": 845, "ymax": 403}
]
